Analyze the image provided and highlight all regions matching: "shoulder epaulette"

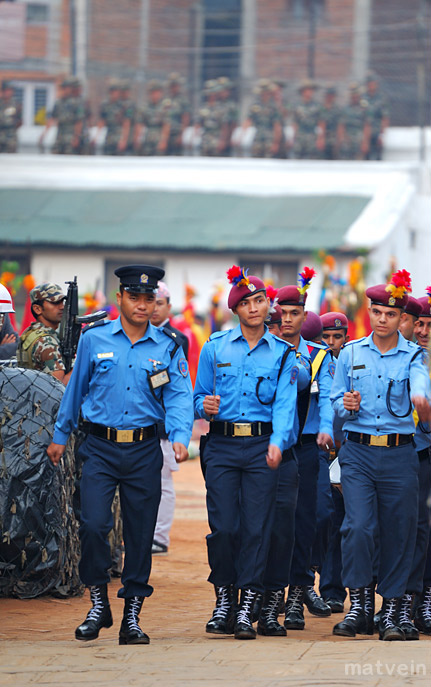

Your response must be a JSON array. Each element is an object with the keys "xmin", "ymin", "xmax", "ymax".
[
  {"xmin": 343, "ymin": 337, "xmax": 366, "ymax": 347},
  {"xmin": 273, "ymin": 335, "xmax": 294, "ymax": 348},
  {"xmin": 82, "ymin": 319, "xmax": 110, "ymax": 334},
  {"xmin": 161, "ymin": 326, "xmax": 179, "ymax": 344},
  {"xmin": 306, "ymin": 340, "xmax": 327, "ymax": 351},
  {"xmin": 208, "ymin": 330, "xmax": 230, "ymax": 342}
]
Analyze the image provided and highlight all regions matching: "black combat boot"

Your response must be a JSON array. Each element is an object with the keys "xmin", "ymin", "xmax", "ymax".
[
  {"xmin": 303, "ymin": 586, "xmax": 331, "ymax": 617},
  {"xmin": 206, "ymin": 585, "xmax": 235, "ymax": 635},
  {"xmin": 251, "ymin": 592, "xmax": 263, "ymax": 623},
  {"xmin": 363, "ymin": 582, "xmax": 375, "ymax": 635},
  {"xmin": 399, "ymin": 593, "xmax": 419, "ymax": 640},
  {"xmin": 333, "ymin": 588, "xmax": 367, "ymax": 637},
  {"xmin": 75, "ymin": 584, "xmax": 113, "ymax": 641},
  {"xmin": 378, "ymin": 597, "xmax": 405, "ymax": 641},
  {"xmin": 284, "ymin": 585, "xmax": 305, "ymax": 630},
  {"xmin": 234, "ymin": 588, "xmax": 257, "ymax": 639},
  {"xmin": 119, "ymin": 596, "xmax": 150, "ymax": 645},
  {"xmin": 257, "ymin": 590, "xmax": 287, "ymax": 636},
  {"xmin": 414, "ymin": 586, "xmax": 431, "ymax": 635}
]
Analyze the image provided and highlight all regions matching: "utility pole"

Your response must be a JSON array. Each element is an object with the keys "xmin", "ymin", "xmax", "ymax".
[
  {"xmin": 138, "ymin": 0, "xmax": 150, "ymax": 104},
  {"xmin": 352, "ymin": 0, "xmax": 372, "ymax": 82},
  {"xmin": 240, "ymin": 0, "xmax": 256, "ymax": 120},
  {"xmin": 307, "ymin": 0, "xmax": 317, "ymax": 78}
]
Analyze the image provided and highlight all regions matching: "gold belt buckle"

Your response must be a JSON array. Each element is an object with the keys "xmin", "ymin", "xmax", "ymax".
[
  {"xmin": 369, "ymin": 434, "xmax": 388, "ymax": 447},
  {"xmin": 115, "ymin": 429, "xmax": 134, "ymax": 443},
  {"xmin": 233, "ymin": 423, "xmax": 253, "ymax": 437}
]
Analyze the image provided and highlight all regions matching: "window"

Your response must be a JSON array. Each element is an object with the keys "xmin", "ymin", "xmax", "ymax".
[
  {"xmin": 26, "ymin": 2, "xmax": 49, "ymax": 24},
  {"xmin": 10, "ymin": 81, "xmax": 55, "ymax": 125}
]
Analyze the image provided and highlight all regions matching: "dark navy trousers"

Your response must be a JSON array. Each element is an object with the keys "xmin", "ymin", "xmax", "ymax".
[
  {"xmin": 318, "ymin": 485, "xmax": 346, "ymax": 602},
  {"xmin": 310, "ymin": 450, "xmax": 335, "ymax": 574},
  {"xmin": 78, "ymin": 434, "xmax": 163, "ymax": 598},
  {"xmin": 339, "ymin": 439, "xmax": 419, "ymax": 598},
  {"xmin": 407, "ymin": 449, "xmax": 431, "ymax": 593},
  {"xmin": 204, "ymin": 433, "xmax": 278, "ymax": 593},
  {"xmin": 263, "ymin": 449, "xmax": 299, "ymax": 591},
  {"xmin": 289, "ymin": 440, "xmax": 320, "ymax": 587}
]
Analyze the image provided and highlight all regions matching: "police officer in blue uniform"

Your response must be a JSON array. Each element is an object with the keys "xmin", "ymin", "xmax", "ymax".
[
  {"xmin": 277, "ymin": 273, "xmax": 335, "ymax": 630},
  {"xmin": 331, "ymin": 272, "xmax": 431, "ymax": 640},
  {"xmin": 194, "ymin": 266, "xmax": 298, "ymax": 640},
  {"xmin": 47, "ymin": 265, "xmax": 193, "ymax": 644}
]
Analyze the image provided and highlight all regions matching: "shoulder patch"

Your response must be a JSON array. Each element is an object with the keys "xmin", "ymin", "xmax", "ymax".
[
  {"xmin": 328, "ymin": 361, "xmax": 336, "ymax": 378},
  {"xmin": 290, "ymin": 366, "xmax": 299, "ymax": 384},
  {"xmin": 178, "ymin": 357, "xmax": 188, "ymax": 377},
  {"xmin": 82, "ymin": 319, "xmax": 109, "ymax": 333}
]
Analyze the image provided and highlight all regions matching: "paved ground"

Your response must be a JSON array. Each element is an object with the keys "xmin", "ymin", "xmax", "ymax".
[{"xmin": 1, "ymin": 458, "xmax": 430, "ymax": 687}]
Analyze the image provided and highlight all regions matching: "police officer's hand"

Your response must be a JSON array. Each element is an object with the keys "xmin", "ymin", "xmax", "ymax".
[
  {"xmin": 46, "ymin": 442, "xmax": 65, "ymax": 466},
  {"xmin": 317, "ymin": 433, "xmax": 334, "ymax": 451},
  {"xmin": 343, "ymin": 390, "xmax": 361, "ymax": 412},
  {"xmin": 412, "ymin": 396, "xmax": 431, "ymax": 423},
  {"xmin": 172, "ymin": 442, "xmax": 189, "ymax": 463},
  {"xmin": 266, "ymin": 444, "xmax": 282, "ymax": 470},
  {"xmin": 203, "ymin": 395, "xmax": 220, "ymax": 416}
]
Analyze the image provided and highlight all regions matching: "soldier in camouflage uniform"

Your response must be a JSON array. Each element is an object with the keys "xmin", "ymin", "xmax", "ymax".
[
  {"xmin": 292, "ymin": 79, "xmax": 323, "ymax": 159},
  {"xmin": 118, "ymin": 80, "xmax": 138, "ymax": 155},
  {"xmin": 339, "ymin": 83, "xmax": 369, "ymax": 160},
  {"xmin": 245, "ymin": 79, "xmax": 283, "ymax": 158},
  {"xmin": 40, "ymin": 77, "xmax": 86, "ymax": 154},
  {"xmin": 319, "ymin": 85, "xmax": 342, "ymax": 160},
  {"xmin": 197, "ymin": 80, "xmax": 227, "ymax": 157},
  {"xmin": 70, "ymin": 78, "xmax": 91, "ymax": 155},
  {"xmin": 163, "ymin": 73, "xmax": 190, "ymax": 156},
  {"xmin": 0, "ymin": 81, "xmax": 22, "ymax": 153},
  {"xmin": 217, "ymin": 76, "xmax": 238, "ymax": 156},
  {"xmin": 136, "ymin": 80, "xmax": 170, "ymax": 156},
  {"xmin": 94, "ymin": 79, "xmax": 132, "ymax": 155},
  {"xmin": 362, "ymin": 72, "xmax": 389, "ymax": 161},
  {"xmin": 17, "ymin": 283, "xmax": 71, "ymax": 384}
]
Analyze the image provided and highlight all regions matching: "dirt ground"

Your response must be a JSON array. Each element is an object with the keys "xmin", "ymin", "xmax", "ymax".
[{"xmin": 1, "ymin": 458, "xmax": 430, "ymax": 687}]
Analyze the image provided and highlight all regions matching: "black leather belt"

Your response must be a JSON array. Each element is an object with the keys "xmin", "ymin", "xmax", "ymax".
[
  {"xmin": 418, "ymin": 447, "xmax": 431, "ymax": 461},
  {"xmin": 347, "ymin": 431, "xmax": 413, "ymax": 448},
  {"xmin": 82, "ymin": 420, "xmax": 158, "ymax": 443},
  {"xmin": 209, "ymin": 421, "xmax": 272, "ymax": 437},
  {"xmin": 296, "ymin": 433, "xmax": 316, "ymax": 447}
]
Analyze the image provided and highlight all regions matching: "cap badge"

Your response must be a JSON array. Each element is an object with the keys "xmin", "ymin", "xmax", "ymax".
[
  {"xmin": 247, "ymin": 283, "xmax": 256, "ymax": 292},
  {"xmin": 334, "ymin": 318, "xmax": 341, "ymax": 327},
  {"xmin": 140, "ymin": 273, "xmax": 149, "ymax": 284},
  {"xmin": 388, "ymin": 296, "xmax": 396, "ymax": 306}
]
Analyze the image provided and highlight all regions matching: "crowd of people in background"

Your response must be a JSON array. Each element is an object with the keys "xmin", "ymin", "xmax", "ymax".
[{"xmin": 0, "ymin": 72, "xmax": 389, "ymax": 160}]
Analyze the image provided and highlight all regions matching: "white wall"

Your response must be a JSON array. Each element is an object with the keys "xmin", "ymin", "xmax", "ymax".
[{"xmin": 31, "ymin": 251, "xmax": 105, "ymax": 298}]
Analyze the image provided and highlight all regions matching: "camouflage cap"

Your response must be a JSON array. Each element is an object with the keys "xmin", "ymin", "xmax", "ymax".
[
  {"xmin": 30, "ymin": 283, "xmax": 66, "ymax": 304},
  {"xmin": 119, "ymin": 79, "xmax": 131, "ymax": 91},
  {"xmin": 298, "ymin": 78, "xmax": 318, "ymax": 92},
  {"xmin": 325, "ymin": 84, "xmax": 337, "ymax": 96},
  {"xmin": 168, "ymin": 72, "xmax": 184, "ymax": 85},
  {"xmin": 148, "ymin": 79, "xmax": 163, "ymax": 92},
  {"xmin": 218, "ymin": 76, "xmax": 233, "ymax": 89},
  {"xmin": 108, "ymin": 78, "xmax": 122, "ymax": 91}
]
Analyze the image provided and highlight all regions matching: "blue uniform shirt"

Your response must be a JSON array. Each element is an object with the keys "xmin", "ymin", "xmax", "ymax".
[
  {"xmin": 298, "ymin": 337, "xmax": 334, "ymax": 438},
  {"xmin": 53, "ymin": 318, "xmax": 194, "ymax": 446},
  {"xmin": 194, "ymin": 324, "xmax": 298, "ymax": 453},
  {"xmin": 331, "ymin": 332, "xmax": 430, "ymax": 435}
]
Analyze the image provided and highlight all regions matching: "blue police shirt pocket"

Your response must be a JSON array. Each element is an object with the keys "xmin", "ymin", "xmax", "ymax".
[
  {"xmin": 93, "ymin": 355, "xmax": 119, "ymax": 385},
  {"xmin": 255, "ymin": 367, "xmax": 277, "ymax": 405},
  {"xmin": 216, "ymin": 365, "xmax": 238, "ymax": 394},
  {"xmin": 350, "ymin": 367, "xmax": 371, "ymax": 392},
  {"xmin": 387, "ymin": 375, "xmax": 411, "ymax": 417}
]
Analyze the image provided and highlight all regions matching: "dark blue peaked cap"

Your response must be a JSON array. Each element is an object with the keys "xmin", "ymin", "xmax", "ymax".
[{"xmin": 115, "ymin": 264, "xmax": 165, "ymax": 293}]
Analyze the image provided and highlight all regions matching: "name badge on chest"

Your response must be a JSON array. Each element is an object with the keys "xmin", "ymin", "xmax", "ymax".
[
  {"xmin": 148, "ymin": 359, "xmax": 170, "ymax": 390},
  {"xmin": 310, "ymin": 379, "xmax": 319, "ymax": 395}
]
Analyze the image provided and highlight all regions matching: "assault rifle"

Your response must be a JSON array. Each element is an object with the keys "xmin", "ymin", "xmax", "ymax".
[{"xmin": 59, "ymin": 276, "xmax": 107, "ymax": 373}]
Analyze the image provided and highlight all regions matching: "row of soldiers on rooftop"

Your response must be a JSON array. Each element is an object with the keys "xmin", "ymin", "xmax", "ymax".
[{"xmin": 1, "ymin": 72, "xmax": 389, "ymax": 160}]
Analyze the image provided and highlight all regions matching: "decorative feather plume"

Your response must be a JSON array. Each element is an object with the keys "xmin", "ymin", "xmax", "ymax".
[
  {"xmin": 426, "ymin": 285, "xmax": 431, "ymax": 306},
  {"xmin": 226, "ymin": 265, "xmax": 250, "ymax": 287},
  {"xmin": 385, "ymin": 269, "xmax": 412, "ymax": 300},
  {"xmin": 297, "ymin": 266, "xmax": 316, "ymax": 295}
]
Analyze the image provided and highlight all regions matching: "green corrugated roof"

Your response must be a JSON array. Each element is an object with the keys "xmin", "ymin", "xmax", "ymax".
[{"xmin": 0, "ymin": 189, "xmax": 370, "ymax": 252}]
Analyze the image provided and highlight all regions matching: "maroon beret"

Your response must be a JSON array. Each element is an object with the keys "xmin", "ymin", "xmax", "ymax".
[
  {"xmin": 417, "ymin": 296, "xmax": 431, "ymax": 317},
  {"xmin": 405, "ymin": 296, "xmax": 422, "ymax": 318},
  {"xmin": 277, "ymin": 285, "xmax": 307, "ymax": 306},
  {"xmin": 301, "ymin": 311, "xmax": 323, "ymax": 341},
  {"xmin": 320, "ymin": 311, "xmax": 348, "ymax": 330},
  {"xmin": 266, "ymin": 303, "xmax": 282, "ymax": 326},
  {"xmin": 366, "ymin": 284, "xmax": 408, "ymax": 309},
  {"xmin": 227, "ymin": 275, "xmax": 266, "ymax": 310}
]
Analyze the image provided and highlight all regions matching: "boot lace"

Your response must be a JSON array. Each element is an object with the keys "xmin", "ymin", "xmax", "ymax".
[
  {"xmin": 86, "ymin": 586, "xmax": 105, "ymax": 622},
  {"xmin": 212, "ymin": 586, "xmax": 232, "ymax": 620},
  {"xmin": 263, "ymin": 590, "xmax": 283, "ymax": 621},
  {"xmin": 364, "ymin": 586, "xmax": 374, "ymax": 616},
  {"xmin": 420, "ymin": 586, "xmax": 431, "ymax": 622},
  {"xmin": 344, "ymin": 589, "xmax": 363, "ymax": 621},
  {"xmin": 237, "ymin": 589, "xmax": 255, "ymax": 625},
  {"xmin": 287, "ymin": 585, "xmax": 304, "ymax": 613},
  {"xmin": 399, "ymin": 594, "xmax": 413, "ymax": 625},
  {"xmin": 126, "ymin": 597, "xmax": 142, "ymax": 632},
  {"xmin": 381, "ymin": 598, "xmax": 398, "ymax": 629},
  {"xmin": 306, "ymin": 586, "xmax": 319, "ymax": 601}
]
